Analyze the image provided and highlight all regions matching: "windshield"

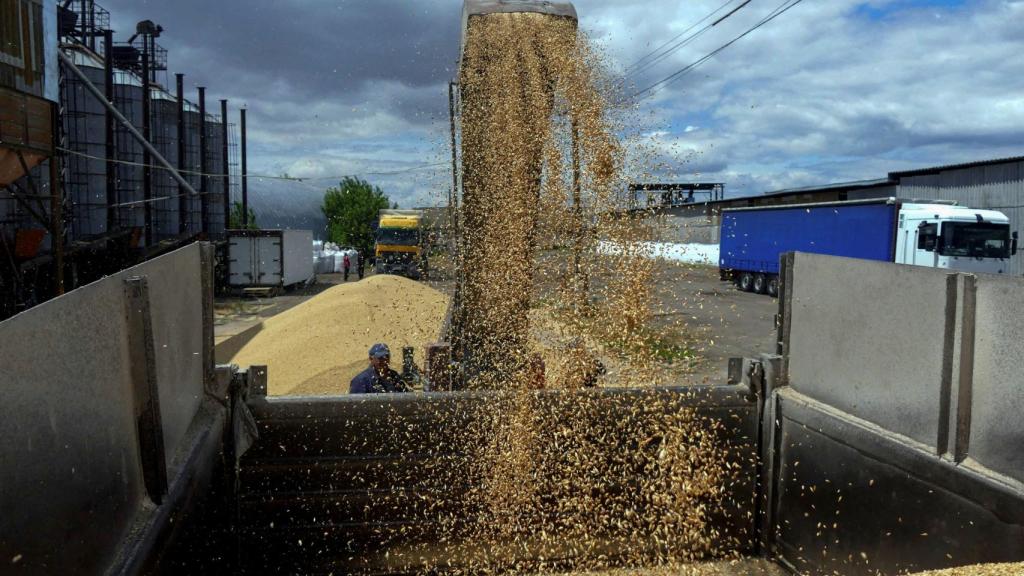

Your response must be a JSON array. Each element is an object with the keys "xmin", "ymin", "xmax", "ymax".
[
  {"xmin": 941, "ymin": 222, "xmax": 1011, "ymax": 258},
  {"xmin": 376, "ymin": 228, "xmax": 419, "ymax": 246}
]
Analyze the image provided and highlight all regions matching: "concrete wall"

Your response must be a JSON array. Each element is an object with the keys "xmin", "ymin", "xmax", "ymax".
[
  {"xmin": 770, "ymin": 252, "xmax": 1024, "ymax": 574},
  {"xmin": 783, "ymin": 254, "xmax": 952, "ymax": 448},
  {"xmin": 0, "ymin": 243, "xmax": 213, "ymax": 574},
  {"xmin": 969, "ymin": 274, "xmax": 1024, "ymax": 481}
]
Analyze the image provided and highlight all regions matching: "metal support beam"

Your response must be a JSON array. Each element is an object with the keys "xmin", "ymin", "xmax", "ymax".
[
  {"xmin": 141, "ymin": 38, "xmax": 153, "ymax": 246},
  {"xmin": 2, "ymin": 182, "xmax": 49, "ymax": 228},
  {"xmin": 176, "ymin": 73, "xmax": 187, "ymax": 235},
  {"xmin": 124, "ymin": 276, "xmax": 168, "ymax": 504},
  {"xmin": 198, "ymin": 86, "xmax": 208, "ymax": 234},
  {"xmin": 220, "ymin": 99, "xmax": 229, "ymax": 233},
  {"xmin": 104, "ymin": 28, "xmax": 117, "ymax": 232},
  {"xmin": 240, "ymin": 107, "xmax": 248, "ymax": 228},
  {"xmin": 570, "ymin": 119, "xmax": 587, "ymax": 310},
  {"xmin": 447, "ymin": 81, "xmax": 459, "ymax": 254}
]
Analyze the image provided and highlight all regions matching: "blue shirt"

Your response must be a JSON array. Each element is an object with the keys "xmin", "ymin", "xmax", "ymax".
[{"xmin": 349, "ymin": 366, "xmax": 406, "ymax": 394}]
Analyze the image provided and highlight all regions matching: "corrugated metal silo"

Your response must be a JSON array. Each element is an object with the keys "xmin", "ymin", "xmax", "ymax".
[
  {"xmin": 113, "ymin": 69, "xmax": 145, "ymax": 244},
  {"xmin": 149, "ymin": 86, "xmax": 180, "ymax": 241},
  {"xmin": 182, "ymin": 99, "xmax": 202, "ymax": 236},
  {"xmin": 204, "ymin": 111, "xmax": 226, "ymax": 238},
  {"xmin": 60, "ymin": 48, "xmax": 107, "ymax": 240}
]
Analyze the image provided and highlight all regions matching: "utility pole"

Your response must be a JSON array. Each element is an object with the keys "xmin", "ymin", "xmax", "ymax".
[{"xmin": 240, "ymin": 107, "xmax": 248, "ymax": 228}]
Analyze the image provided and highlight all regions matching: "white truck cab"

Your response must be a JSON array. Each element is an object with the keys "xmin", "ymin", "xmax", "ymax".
[{"xmin": 895, "ymin": 203, "xmax": 1018, "ymax": 275}]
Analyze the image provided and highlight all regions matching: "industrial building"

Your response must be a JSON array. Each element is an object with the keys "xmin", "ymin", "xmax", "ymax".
[
  {"xmin": 656, "ymin": 156, "xmax": 1024, "ymax": 275},
  {"xmin": 1, "ymin": 0, "xmax": 244, "ymax": 319}
]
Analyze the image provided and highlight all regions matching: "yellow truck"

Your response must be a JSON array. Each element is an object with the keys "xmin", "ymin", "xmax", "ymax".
[{"xmin": 374, "ymin": 209, "xmax": 427, "ymax": 279}]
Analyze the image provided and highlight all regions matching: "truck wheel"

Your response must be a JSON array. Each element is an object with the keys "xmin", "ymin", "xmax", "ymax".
[
  {"xmin": 737, "ymin": 272, "xmax": 754, "ymax": 292},
  {"xmin": 767, "ymin": 275, "xmax": 779, "ymax": 298},
  {"xmin": 753, "ymin": 273, "xmax": 767, "ymax": 294}
]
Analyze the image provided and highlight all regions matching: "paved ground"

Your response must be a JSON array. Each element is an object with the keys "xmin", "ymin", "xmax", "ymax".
[
  {"xmin": 217, "ymin": 260, "xmax": 778, "ymax": 386},
  {"xmin": 214, "ymin": 272, "xmax": 359, "ymax": 345},
  {"xmin": 651, "ymin": 263, "xmax": 778, "ymax": 384}
]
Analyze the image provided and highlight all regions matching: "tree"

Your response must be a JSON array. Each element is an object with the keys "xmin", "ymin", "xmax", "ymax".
[
  {"xmin": 322, "ymin": 177, "xmax": 394, "ymax": 255},
  {"xmin": 229, "ymin": 201, "xmax": 258, "ymax": 230}
]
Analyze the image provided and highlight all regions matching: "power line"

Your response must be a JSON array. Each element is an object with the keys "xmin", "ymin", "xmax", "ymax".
[
  {"xmin": 623, "ymin": 0, "xmax": 753, "ymax": 83},
  {"xmin": 632, "ymin": 0, "xmax": 806, "ymax": 101},
  {"xmin": 57, "ymin": 146, "xmax": 447, "ymax": 182},
  {"xmin": 624, "ymin": 0, "xmax": 738, "ymax": 74}
]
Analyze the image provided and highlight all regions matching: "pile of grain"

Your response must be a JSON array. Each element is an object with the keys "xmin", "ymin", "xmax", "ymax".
[
  {"xmin": 228, "ymin": 275, "xmax": 448, "ymax": 396},
  {"xmin": 909, "ymin": 563, "xmax": 1024, "ymax": 575}
]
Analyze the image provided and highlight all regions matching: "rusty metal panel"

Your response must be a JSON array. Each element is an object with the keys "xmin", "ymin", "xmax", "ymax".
[{"xmin": 0, "ymin": 85, "xmax": 53, "ymax": 154}]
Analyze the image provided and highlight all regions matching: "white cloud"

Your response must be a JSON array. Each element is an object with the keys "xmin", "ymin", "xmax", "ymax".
[{"xmin": 578, "ymin": 0, "xmax": 1024, "ymax": 197}]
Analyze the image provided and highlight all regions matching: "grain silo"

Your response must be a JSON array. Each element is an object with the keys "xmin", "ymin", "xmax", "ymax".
[
  {"xmin": 60, "ymin": 47, "xmax": 107, "ymax": 240},
  {"xmin": 176, "ymin": 98, "xmax": 201, "ymax": 237},
  {"xmin": 149, "ymin": 85, "xmax": 180, "ymax": 241},
  {"xmin": 204, "ymin": 108, "xmax": 227, "ymax": 238},
  {"xmin": 112, "ymin": 68, "xmax": 146, "ymax": 244}
]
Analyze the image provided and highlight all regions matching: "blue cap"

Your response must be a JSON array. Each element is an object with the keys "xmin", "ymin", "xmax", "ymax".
[{"xmin": 369, "ymin": 343, "xmax": 391, "ymax": 359}]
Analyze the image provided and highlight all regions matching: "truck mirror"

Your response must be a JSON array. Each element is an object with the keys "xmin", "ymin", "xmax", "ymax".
[{"xmin": 936, "ymin": 235, "xmax": 945, "ymax": 253}]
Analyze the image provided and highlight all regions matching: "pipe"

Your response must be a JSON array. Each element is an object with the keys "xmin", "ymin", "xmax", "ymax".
[
  {"xmin": 176, "ymin": 73, "xmax": 187, "ymax": 234},
  {"xmin": 57, "ymin": 50, "xmax": 199, "ymax": 203},
  {"xmin": 220, "ymin": 99, "xmax": 229, "ymax": 234},
  {"xmin": 570, "ymin": 119, "xmax": 586, "ymax": 307},
  {"xmin": 104, "ymin": 29, "xmax": 116, "ymax": 232},
  {"xmin": 240, "ymin": 107, "xmax": 248, "ymax": 228},
  {"xmin": 50, "ymin": 105, "xmax": 64, "ymax": 295},
  {"xmin": 142, "ymin": 37, "xmax": 153, "ymax": 245},
  {"xmin": 447, "ymin": 81, "xmax": 459, "ymax": 253},
  {"xmin": 198, "ymin": 87, "xmax": 208, "ymax": 234}
]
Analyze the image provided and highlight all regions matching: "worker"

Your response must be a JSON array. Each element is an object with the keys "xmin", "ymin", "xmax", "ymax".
[
  {"xmin": 350, "ymin": 343, "xmax": 408, "ymax": 394},
  {"xmin": 357, "ymin": 250, "xmax": 365, "ymax": 280},
  {"xmin": 343, "ymin": 252, "xmax": 351, "ymax": 282}
]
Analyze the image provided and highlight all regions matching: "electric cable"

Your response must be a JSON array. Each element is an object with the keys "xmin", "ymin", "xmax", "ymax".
[{"xmin": 632, "ymin": 0, "xmax": 807, "ymax": 101}]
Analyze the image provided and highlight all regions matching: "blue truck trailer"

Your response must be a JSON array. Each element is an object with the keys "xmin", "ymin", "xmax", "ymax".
[{"xmin": 720, "ymin": 198, "xmax": 1016, "ymax": 296}]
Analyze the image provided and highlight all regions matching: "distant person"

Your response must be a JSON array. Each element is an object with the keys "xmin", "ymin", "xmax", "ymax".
[
  {"xmin": 343, "ymin": 252, "xmax": 351, "ymax": 282},
  {"xmin": 350, "ymin": 343, "xmax": 408, "ymax": 394},
  {"xmin": 357, "ymin": 250, "xmax": 365, "ymax": 280}
]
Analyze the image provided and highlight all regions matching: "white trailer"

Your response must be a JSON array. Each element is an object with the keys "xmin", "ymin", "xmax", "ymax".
[{"xmin": 228, "ymin": 229, "xmax": 314, "ymax": 291}]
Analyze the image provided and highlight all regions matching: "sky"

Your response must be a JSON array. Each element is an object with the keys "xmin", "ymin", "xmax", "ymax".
[{"xmin": 97, "ymin": 0, "xmax": 1024, "ymax": 209}]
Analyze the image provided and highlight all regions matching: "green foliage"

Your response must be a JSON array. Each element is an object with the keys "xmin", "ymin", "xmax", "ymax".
[
  {"xmin": 229, "ymin": 201, "xmax": 258, "ymax": 230},
  {"xmin": 322, "ymin": 177, "xmax": 394, "ymax": 255}
]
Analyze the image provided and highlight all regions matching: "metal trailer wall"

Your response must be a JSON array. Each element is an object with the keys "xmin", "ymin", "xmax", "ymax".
[
  {"xmin": 61, "ymin": 49, "xmax": 108, "ymax": 239},
  {"xmin": 767, "ymin": 252, "xmax": 1024, "ymax": 575},
  {"xmin": 895, "ymin": 160, "xmax": 1024, "ymax": 276},
  {"xmin": 150, "ymin": 89, "xmax": 180, "ymax": 241},
  {"xmin": 182, "ymin": 103, "xmax": 202, "ymax": 236},
  {"xmin": 238, "ymin": 385, "xmax": 761, "ymax": 574},
  {"xmin": 0, "ymin": 243, "xmax": 224, "ymax": 575},
  {"xmin": 204, "ymin": 115, "xmax": 226, "ymax": 238},
  {"xmin": 719, "ymin": 200, "xmax": 897, "ymax": 275},
  {"xmin": 113, "ymin": 70, "xmax": 145, "ymax": 241}
]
